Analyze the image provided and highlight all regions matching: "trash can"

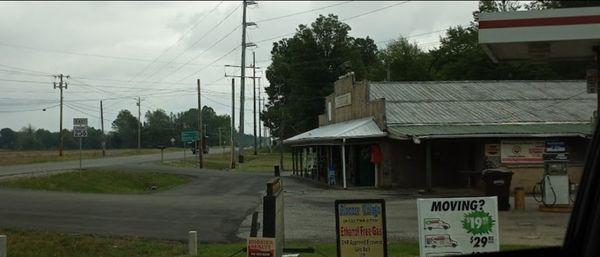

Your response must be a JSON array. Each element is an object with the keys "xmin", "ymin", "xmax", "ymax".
[{"xmin": 481, "ymin": 168, "xmax": 514, "ymax": 211}]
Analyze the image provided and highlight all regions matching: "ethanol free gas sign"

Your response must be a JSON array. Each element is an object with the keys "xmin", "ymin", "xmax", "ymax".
[{"xmin": 417, "ymin": 197, "xmax": 499, "ymax": 257}]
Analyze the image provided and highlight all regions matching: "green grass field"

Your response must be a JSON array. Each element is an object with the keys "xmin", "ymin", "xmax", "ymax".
[
  {"xmin": 0, "ymin": 169, "xmax": 191, "ymax": 194},
  {"xmin": 0, "ymin": 148, "xmax": 179, "ymax": 166},
  {"xmin": 0, "ymin": 228, "xmax": 186, "ymax": 257},
  {"xmin": 0, "ymin": 228, "xmax": 537, "ymax": 257},
  {"xmin": 163, "ymin": 149, "xmax": 292, "ymax": 172}
]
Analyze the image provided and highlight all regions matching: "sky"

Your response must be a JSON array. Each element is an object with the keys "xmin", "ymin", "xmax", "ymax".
[{"xmin": 0, "ymin": 1, "xmax": 478, "ymax": 134}]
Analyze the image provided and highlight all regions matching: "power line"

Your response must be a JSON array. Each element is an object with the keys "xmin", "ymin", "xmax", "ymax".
[
  {"xmin": 174, "ymin": 45, "xmax": 240, "ymax": 83},
  {"xmin": 137, "ymin": 3, "xmax": 243, "ymax": 84},
  {"xmin": 124, "ymin": 1, "xmax": 225, "ymax": 84},
  {"xmin": 160, "ymin": 24, "xmax": 242, "ymax": 81},
  {"xmin": 0, "ymin": 104, "xmax": 59, "ymax": 113},
  {"xmin": 255, "ymin": 1, "xmax": 353, "ymax": 23},
  {"xmin": 341, "ymin": 1, "xmax": 409, "ymax": 21},
  {"xmin": 254, "ymin": 1, "xmax": 411, "ymax": 44},
  {"xmin": 0, "ymin": 41, "xmax": 214, "ymax": 67}
]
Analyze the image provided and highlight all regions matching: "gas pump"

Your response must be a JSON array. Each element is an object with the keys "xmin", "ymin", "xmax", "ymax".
[
  {"xmin": 534, "ymin": 141, "xmax": 574, "ymax": 208},
  {"xmin": 540, "ymin": 160, "xmax": 571, "ymax": 206}
]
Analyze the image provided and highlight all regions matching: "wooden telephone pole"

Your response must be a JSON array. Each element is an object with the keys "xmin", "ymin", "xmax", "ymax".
[
  {"xmin": 230, "ymin": 78, "xmax": 236, "ymax": 169},
  {"xmin": 197, "ymin": 79, "xmax": 203, "ymax": 169},
  {"xmin": 53, "ymin": 74, "xmax": 69, "ymax": 157},
  {"xmin": 100, "ymin": 100, "xmax": 106, "ymax": 157}
]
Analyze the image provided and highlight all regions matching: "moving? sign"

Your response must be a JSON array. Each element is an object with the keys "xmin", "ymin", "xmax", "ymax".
[{"xmin": 417, "ymin": 197, "xmax": 499, "ymax": 257}]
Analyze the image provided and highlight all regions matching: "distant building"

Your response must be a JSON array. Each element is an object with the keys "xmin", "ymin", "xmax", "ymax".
[{"xmin": 284, "ymin": 73, "xmax": 595, "ymax": 192}]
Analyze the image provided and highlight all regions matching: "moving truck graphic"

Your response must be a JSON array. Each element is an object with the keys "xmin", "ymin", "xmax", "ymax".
[
  {"xmin": 424, "ymin": 218, "xmax": 451, "ymax": 230},
  {"xmin": 425, "ymin": 234, "xmax": 458, "ymax": 248}
]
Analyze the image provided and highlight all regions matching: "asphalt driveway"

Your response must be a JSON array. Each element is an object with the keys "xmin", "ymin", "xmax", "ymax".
[{"xmin": 0, "ymin": 164, "xmax": 271, "ymax": 242}]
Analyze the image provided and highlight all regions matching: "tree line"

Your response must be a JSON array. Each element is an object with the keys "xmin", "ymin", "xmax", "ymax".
[
  {"xmin": 0, "ymin": 106, "xmax": 260, "ymax": 151},
  {"xmin": 261, "ymin": 0, "xmax": 600, "ymax": 139}
]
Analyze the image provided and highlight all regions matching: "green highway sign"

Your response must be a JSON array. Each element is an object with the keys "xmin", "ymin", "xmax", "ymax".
[{"xmin": 181, "ymin": 131, "xmax": 199, "ymax": 142}]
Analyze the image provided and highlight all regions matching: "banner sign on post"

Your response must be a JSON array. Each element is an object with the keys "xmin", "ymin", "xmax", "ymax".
[
  {"xmin": 247, "ymin": 237, "xmax": 275, "ymax": 257},
  {"xmin": 417, "ymin": 197, "xmax": 499, "ymax": 257},
  {"xmin": 181, "ymin": 131, "xmax": 199, "ymax": 142},
  {"xmin": 501, "ymin": 140, "xmax": 545, "ymax": 164},
  {"xmin": 335, "ymin": 199, "xmax": 387, "ymax": 257}
]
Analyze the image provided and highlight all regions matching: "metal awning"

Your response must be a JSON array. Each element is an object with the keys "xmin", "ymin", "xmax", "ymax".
[
  {"xmin": 478, "ymin": 7, "xmax": 600, "ymax": 62},
  {"xmin": 284, "ymin": 117, "xmax": 387, "ymax": 145},
  {"xmin": 388, "ymin": 122, "xmax": 592, "ymax": 142}
]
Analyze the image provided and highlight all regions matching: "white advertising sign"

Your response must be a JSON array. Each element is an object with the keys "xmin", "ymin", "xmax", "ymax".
[
  {"xmin": 417, "ymin": 197, "xmax": 499, "ymax": 257},
  {"xmin": 501, "ymin": 140, "xmax": 545, "ymax": 164}
]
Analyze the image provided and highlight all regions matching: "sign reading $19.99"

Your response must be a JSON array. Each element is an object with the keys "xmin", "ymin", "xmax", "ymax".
[{"xmin": 417, "ymin": 197, "xmax": 499, "ymax": 257}]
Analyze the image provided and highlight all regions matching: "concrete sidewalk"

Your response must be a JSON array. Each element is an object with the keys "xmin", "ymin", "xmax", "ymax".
[{"xmin": 238, "ymin": 175, "xmax": 571, "ymax": 246}]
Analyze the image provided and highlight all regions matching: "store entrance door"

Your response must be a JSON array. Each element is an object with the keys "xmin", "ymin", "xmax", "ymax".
[{"xmin": 355, "ymin": 146, "xmax": 375, "ymax": 186}]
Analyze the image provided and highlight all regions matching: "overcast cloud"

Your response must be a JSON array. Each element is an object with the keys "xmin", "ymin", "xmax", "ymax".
[{"xmin": 0, "ymin": 1, "xmax": 477, "ymax": 133}]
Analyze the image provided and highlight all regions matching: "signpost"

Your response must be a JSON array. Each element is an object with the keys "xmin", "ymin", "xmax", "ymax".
[
  {"xmin": 73, "ymin": 118, "xmax": 88, "ymax": 170},
  {"xmin": 263, "ymin": 177, "xmax": 285, "ymax": 257},
  {"xmin": 335, "ymin": 199, "xmax": 388, "ymax": 257},
  {"xmin": 417, "ymin": 197, "xmax": 499, "ymax": 257},
  {"xmin": 181, "ymin": 131, "xmax": 199, "ymax": 161}
]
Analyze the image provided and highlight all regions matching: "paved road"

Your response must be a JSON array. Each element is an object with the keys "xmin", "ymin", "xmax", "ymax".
[
  {"xmin": 0, "ymin": 164, "xmax": 271, "ymax": 242},
  {"xmin": 0, "ymin": 152, "xmax": 185, "ymax": 177},
  {"xmin": 0, "ymin": 147, "xmax": 232, "ymax": 177}
]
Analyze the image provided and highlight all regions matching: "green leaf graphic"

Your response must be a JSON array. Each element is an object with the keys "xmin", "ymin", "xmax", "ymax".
[{"xmin": 461, "ymin": 210, "xmax": 495, "ymax": 235}]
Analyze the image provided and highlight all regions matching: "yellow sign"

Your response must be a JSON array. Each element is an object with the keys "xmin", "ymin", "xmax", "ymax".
[{"xmin": 335, "ymin": 199, "xmax": 387, "ymax": 257}]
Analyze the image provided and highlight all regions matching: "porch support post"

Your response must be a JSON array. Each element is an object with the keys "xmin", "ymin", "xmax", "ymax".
[
  {"xmin": 374, "ymin": 164, "xmax": 379, "ymax": 188},
  {"xmin": 342, "ymin": 139, "xmax": 347, "ymax": 189},
  {"xmin": 292, "ymin": 147, "xmax": 296, "ymax": 175},
  {"xmin": 426, "ymin": 140, "xmax": 432, "ymax": 192}
]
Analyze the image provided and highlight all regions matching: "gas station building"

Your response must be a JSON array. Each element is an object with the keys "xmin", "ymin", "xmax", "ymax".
[
  {"xmin": 285, "ymin": 74, "xmax": 595, "ymax": 192},
  {"xmin": 285, "ymin": 6, "xmax": 600, "ymax": 193}
]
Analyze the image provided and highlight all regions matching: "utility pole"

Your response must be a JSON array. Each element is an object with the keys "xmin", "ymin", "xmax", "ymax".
[
  {"xmin": 100, "ymin": 100, "xmax": 106, "ymax": 157},
  {"xmin": 278, "ymin": 85, "xmax": 284, "ymax": 170},
  {"xmin": 136, "ymin": 97, "xmax": 141, "ymax": 152},
  {"xmin": 238, "ymin": 0, "xmax": 258, "ymax": 163},
  {"xmin": 252, "ymin": 51, "xmax": 257, "ymax": 155},
  {"xmin": 218, "ymin": 127, "xmax": 223, "ymax": 157},
  {"xmin": 230, "ymin": 78, "xmax": 236, "ymax": 169},
  {"xmin": 197, "ymin": 79, "xmax": 203, "ymax": 169},
  {"xmin": 53, "ymin": 74, "xmax": 69, "ymax": 156},
  {"xmin": 258, "ymin": 94, "xmax": 262, "ymax": 149},
  {"xmin": 239, "ymin": 0, "xmax": 248, "ymax": 164},
  {"xmin": 386, "ymin": 62, "xmax": 391, "ymax": 81}
]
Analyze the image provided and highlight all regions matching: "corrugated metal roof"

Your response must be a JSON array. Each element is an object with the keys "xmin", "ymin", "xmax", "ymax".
[
  {"xmin": 388, "ymin": 123, "xmax": 592, "ymax": 140},
  {"xmin": 284, "ymin": 117, "xmax": 386, "ymax": 144},
  {"xmin": 369, "ymin": 81, "xmax": 596, "ymax": 125}
]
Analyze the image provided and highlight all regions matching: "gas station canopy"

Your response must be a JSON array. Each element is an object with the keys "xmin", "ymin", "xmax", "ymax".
[{"xmin": 478, "ymin": 7, "xmax": 600, "ymax": 62}]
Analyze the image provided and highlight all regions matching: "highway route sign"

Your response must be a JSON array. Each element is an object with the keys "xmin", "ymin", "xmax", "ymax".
[
  {"xmin": 73, "ymin": 118, "xmax": 88, "ymax": 127},
  {"xmin": 73, "ymin": 126, "xmax": 88, "ymax": 137}
]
